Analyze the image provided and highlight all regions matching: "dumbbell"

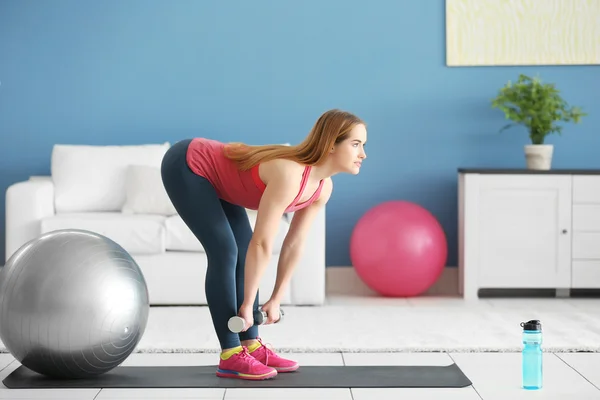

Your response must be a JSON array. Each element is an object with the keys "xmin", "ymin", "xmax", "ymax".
[{"xmin": 227, "ymin": 308, "xmax": 285, "ymax": 333}]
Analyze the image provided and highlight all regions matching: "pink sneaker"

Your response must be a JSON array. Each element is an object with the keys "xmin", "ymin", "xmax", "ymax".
[
  {"xmin": 249, "ymin": 338, "xmax": 299, "ymax": 372},
  {"xmin": 216, "ymin": 346, "xmax": 278, "ymax": 380}
]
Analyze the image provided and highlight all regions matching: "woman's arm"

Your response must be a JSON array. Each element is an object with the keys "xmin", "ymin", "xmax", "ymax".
[
  {"xmin": 270, "ymin": 178, "xmax": 333, "ymax": 302},
  {"xmin": 240, "ymin": 163, "xmax": 301, "ymax": 308}
]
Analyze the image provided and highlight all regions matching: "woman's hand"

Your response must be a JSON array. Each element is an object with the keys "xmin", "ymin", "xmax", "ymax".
[
  {"xmin": 261, "ymin": 298, "xmax": 281, "ymax": 324},
  {"xmin": 237, "ymin": 304, "xmax": 254, "ymax": 332}
]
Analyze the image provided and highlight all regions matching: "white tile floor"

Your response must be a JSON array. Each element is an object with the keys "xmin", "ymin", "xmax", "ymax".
[
  {"xmin": 2, "ymin": 296, "xmax": 600, "ymax": 399},
  {"xmin": 2, "ymin": 351, "xmax": 600, "ymax": 399}
]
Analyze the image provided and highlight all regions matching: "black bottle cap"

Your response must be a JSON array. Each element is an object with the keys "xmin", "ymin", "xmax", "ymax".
[{"xmin": 520, "ymin": 319, "xmax": 542, "ymax": 331}]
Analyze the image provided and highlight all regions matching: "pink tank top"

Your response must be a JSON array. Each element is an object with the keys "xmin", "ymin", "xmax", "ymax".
[{"xmin": 186, "ymin": 138, "xmax": 324, "ymax": 212}]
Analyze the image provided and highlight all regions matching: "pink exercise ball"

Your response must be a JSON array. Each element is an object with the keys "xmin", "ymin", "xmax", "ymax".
[{"xmin": 350, "ymin": 201, "xmax": 447, "ymax": 297}]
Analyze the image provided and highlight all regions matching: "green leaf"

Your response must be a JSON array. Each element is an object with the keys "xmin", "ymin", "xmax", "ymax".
[{"xmin": 491, "ymin": 74, "xmax": 587, "ymax": 144}]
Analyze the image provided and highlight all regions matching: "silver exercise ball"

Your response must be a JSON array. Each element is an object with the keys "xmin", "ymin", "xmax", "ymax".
[{"xmin": 0, "ymin": 229, "xmax": 150, "ymax": 379}]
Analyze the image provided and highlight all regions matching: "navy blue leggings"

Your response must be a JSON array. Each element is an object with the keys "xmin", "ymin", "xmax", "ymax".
[{"xmin": 160, "ymin": 139, "xmax": 259, "ymax": 350}]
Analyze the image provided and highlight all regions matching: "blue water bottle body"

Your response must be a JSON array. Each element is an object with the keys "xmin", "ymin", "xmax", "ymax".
[{"xmin": 521, "ymin": 320, "xmax": 542, "ymax": 390}]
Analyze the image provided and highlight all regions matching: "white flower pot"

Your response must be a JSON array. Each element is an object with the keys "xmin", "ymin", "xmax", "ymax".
[{"xmin": 524, "ymin": 144, "xmax": 554, "ymax": 170}]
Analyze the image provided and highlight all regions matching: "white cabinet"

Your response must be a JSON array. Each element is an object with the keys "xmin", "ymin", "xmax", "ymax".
[{"xmin": 458, "ymin": 170, "xmax": 600, "ymax": 300}]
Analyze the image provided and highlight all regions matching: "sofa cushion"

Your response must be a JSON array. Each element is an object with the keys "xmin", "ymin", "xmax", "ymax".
[
  {"xmin": 165, "ymin": 210, "xmax": 291, "ymax": 254},
  {"xmin": 122, "ymin": 165, "xmax": 177, "ymax": 216},
  {"xmin": 165, "ymin": 215, "xmax": 204, "ymax": 252},
  {"xmin": 40, "ymin": 213, "xmax": 166, "ymax": 255},
  {"xmin": 51, "ymin": 142, "xmax": 170, "ymax": 213}
]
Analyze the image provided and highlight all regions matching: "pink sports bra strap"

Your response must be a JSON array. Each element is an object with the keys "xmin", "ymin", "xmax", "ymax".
[
  {"xmin": 251, "ymin": 163, "xmax": 322, "ymax": 209},
  {"xmin": 299, "ymin": 165, "xmax": 311, "ymax": 189}
]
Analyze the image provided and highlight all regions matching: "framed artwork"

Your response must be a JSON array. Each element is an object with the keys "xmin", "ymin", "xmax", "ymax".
[{"xmin": 446, "ymin": 0, "xmax": 600, "ymax": 66}]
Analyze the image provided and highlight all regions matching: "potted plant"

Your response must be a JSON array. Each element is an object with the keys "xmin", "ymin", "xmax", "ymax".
[{"xmin": 491, "ymin": 74, "xmax": 586, "ymax": 170}]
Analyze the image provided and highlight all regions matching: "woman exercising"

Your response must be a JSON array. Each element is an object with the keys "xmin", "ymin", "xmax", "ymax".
[{"xmin": 160, "ymin": 109, "xmax": 367, "ymax": 380}]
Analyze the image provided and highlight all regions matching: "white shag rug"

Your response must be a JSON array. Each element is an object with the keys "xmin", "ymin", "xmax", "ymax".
[{"xmin": 2, "ymin": 299, "xmax": 600, "ymax": 354}]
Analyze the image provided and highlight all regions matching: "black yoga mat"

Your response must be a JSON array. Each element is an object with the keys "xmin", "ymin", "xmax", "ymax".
[{"xmin": 3, "ymin": 364, "xmax": 471, "ymax": 389}]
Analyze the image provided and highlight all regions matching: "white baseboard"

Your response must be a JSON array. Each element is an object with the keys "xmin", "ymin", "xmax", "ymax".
[{"xmin": 326, "ymin": 266, "xmax": 459, "ymax": 297}]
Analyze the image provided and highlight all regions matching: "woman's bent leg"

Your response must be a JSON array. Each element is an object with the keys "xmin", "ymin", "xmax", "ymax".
[
  {"xmin": 219, "ymin": 200, "xmax": 260, "ymax": 342},
  {"xmin": 160, "ymin": 140, "xmax": 241, "ymax": 350},
  {"xmin": 220, "ymin": 200, "xmax": 300, "ymax": 373}
]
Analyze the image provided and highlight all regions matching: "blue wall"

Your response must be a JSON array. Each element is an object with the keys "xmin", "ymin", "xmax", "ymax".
[{"xmin": 1, "ymin": 0, "xmax": 599, "ymax": 266}]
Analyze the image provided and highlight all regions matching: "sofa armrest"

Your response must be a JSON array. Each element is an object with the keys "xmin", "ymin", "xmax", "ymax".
[
  {"xmin": 289, "ymin": 206, "xmax": 326, "ymax": 305},
  {"xmin": 5, "ymin": 177, "xmax": 55, "ymax": 262}
]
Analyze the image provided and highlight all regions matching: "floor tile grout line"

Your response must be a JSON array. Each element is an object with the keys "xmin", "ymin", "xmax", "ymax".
[
  {"xmin": 553, "ymin": 353, "xmax": 600, "ymax": 392},
  {"xmin": 341, "ymin": 352, "xmax": 357, "ymax": 400},
  {"xmin": 447, "ymin": 352, "xmax": 484, "ymax": 400},
  {"xmin": 0, "ymin": 359, "xmax": 15, "ymax": 374}
]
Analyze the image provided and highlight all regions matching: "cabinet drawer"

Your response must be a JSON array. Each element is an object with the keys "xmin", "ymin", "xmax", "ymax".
[
  {"xmin": 572, "ymin": 261, "xmax": 600, "ymax": 288},
  {"xmin": 573, "ymin": 205, "xmax": 600, "ymax": 231},
  {"xmin": 573, "ymin": 176, "xmax": 600, "ymax": 203},
  {"xmin": 573, "ymin": 232, "xmax": 600, "ymax": 259}
]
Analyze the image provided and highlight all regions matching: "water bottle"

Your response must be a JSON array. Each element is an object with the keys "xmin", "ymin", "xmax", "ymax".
[{"xmin": 521, "ymin": 319, "xmax": 543, "ymax": 390}]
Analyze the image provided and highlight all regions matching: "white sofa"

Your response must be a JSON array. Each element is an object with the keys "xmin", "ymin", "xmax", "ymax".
[{"xmin": 4, "ymin": 142, "xmax": 326, "ymax": 306}]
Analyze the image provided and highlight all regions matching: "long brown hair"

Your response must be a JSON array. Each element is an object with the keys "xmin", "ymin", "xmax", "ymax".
[{"xmin": 223, "ymin": 109, "xmax": 365, "ymax": 171}]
